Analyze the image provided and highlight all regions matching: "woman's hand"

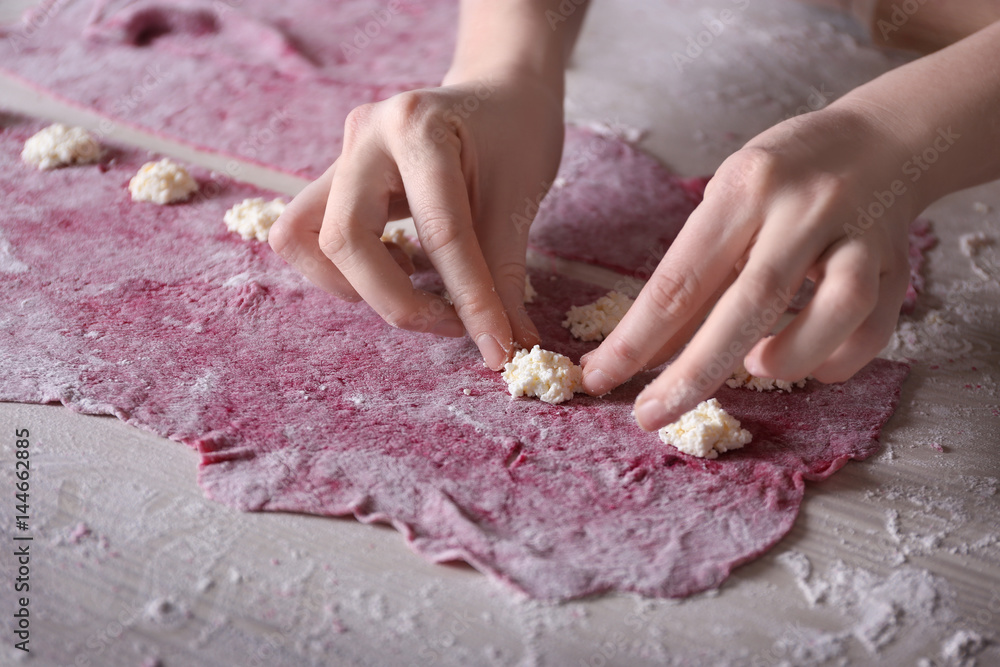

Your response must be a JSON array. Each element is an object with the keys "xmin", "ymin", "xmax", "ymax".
[
  {"xmin": 580, "ymin": 103, "xmax": 919, "ymax": 430},
  {"xmin": 268, "ymin": 72, "xmax": 564, "ymax": 369}
]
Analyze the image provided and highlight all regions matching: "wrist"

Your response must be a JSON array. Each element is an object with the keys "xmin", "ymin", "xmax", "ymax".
[{"xmin": 444, "ymin": 0, "xmax": 580, "ymax": 97}]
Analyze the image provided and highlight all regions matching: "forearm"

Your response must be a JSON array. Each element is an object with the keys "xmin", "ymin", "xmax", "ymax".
[
  {"xmin": 444, "ymin": 0, "xmax": 589, "ymax": 95},
  {"xmin": 798, "ymin": 0, "xmax": 1000, "ymax": 52},
  {"xmin": 835, "ymin": 19, "xmax": 1000, "ymax": 210}
]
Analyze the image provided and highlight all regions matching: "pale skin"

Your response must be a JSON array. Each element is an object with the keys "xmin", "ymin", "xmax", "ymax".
[{"xmin": 270, "ymin": 0, "xmax": 1000, "ymax": 431}]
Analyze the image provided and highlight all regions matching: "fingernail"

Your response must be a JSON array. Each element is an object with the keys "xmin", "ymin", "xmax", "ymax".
[
  {"xmin": 580, "ymin": 351, "xmax": 593, "ymax": 365},
  {"xmin": 430, "ymin": 320, "xmax": 465, "ymax": 338},
  {"xmin": 634, "ymin": 399, "xmax": 668, "ymax": 431},
  {"xmin": 582, "ymin": 368, "xmax": 614, "ymax": 396},
  {"xmin": 476, "ymin": 333, "xmax": 508, "ymax": 370}
]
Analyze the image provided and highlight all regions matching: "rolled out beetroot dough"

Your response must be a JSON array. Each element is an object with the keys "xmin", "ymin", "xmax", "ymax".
[
  {"xmin": 0, "ymin": 1, "xmax": 934, "ymax": 309},
  {"xmin": 1, "ymin": 114, "xmax": 908, "ymax": 600},
  {"xmin": 0, "ymin": 0, "xmax": 458, "ymax": 178}
]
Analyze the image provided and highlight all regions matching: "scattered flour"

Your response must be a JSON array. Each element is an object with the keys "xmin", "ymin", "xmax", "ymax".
[
  {"xmin": 958, "ymin": 232, "xmax": 996, "ymax": 280},
  {"xmin": 21, "ymin": 123, "xmax": 101, "ymax": 169},
  {"xmin": 777, "ymin": 554, "xmax": 958, "ymax": 660},
  {"xmin": 940, "ymin": 629, "xmax": 987, "ymax": 664}
]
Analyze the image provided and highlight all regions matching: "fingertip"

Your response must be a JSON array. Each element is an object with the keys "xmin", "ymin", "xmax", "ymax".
[
  {"xmin": 581, "ymin": 367, "xmax": 615, "ymax": 397},
  {"xmin": 633, "ymin": 398, "xmax": 668, "ymax": 432},
  {"xmin": 476, "ymin": 332, "xmax": 511, "ymax": 371}
]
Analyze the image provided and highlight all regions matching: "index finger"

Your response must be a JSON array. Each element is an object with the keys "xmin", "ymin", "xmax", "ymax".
[
  {"xmin": 580, "ymin": 188, "xmax": 760, "ymax": 397},
  {"xmin": 320, "ymin": 148, "xmax": 467, "ymax": 340},
  {"xmin": 631, "ymin": 207, "xmax": 824, "ymax": 431},
  {"xmin": 391, "ymin": 132, "xmax": 514, "ymax": 370}
]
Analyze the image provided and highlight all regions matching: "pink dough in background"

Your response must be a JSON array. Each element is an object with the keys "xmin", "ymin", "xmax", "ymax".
[
  {"xmin": 0, "ymin": 0, "xmax": 459, "ymax": 177},
  {"xmin": 1, "ymin": 114, "xmax": 908, "ymax": 600},
  {"xmin": 0, "ymin": 1, "xmax": 935, "ymax": 309}
]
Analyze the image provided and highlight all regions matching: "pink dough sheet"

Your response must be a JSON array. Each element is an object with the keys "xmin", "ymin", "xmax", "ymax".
[{"xmin": 1, "ymin": 114, "xmax": 908, "ymax": 600}]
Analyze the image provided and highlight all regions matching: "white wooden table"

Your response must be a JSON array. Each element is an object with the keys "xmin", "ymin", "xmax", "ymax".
[{"xmin": 2, "ymin": 1, "xmax": 998, "ymax": 665}]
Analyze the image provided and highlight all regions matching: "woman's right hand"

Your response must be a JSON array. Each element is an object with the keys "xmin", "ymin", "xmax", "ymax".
[{"xmin": 268, "ymin": 71, "xmax": 565, "ymax": 370}]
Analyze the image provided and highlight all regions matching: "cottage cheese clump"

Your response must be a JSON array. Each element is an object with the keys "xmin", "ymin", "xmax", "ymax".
[
  {"xmin": 658, "ymin": 398, "xmax": 752, "ymax": 458},
  {"xmin": 21, "ymin": 124, "xmax": 101, "ymax": 170},
  {"xmin": 380, "ymin": 228, "xmax": 420, "ymax": 258},
  {"xmin": 563, "ymin": 291, "xmax": 634, "ymax": 341},
  {"xmin": 502, "ymin": 345, "xmax": 582, "ymax": 405},
  {"xmin": 725, "ymin": 363, "xmax": 807, "ymax": 392},
  {"xmin": 128, "ymin": 158, "xmax": 198, "ymax": 204},
  {"xmin": 224, "ymin": 197, "xmax": 287, "ymax": 242}
]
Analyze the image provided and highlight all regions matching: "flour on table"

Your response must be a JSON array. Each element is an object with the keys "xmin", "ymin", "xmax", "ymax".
[
  {"xmin": 224, "ymin": 197, "xmax": 287, "ymax": 242},
  {"xmin": 940, "ymin": 630, "xmax": 986, "ymax": 663},
  {"xmin": 502, "ymin": 345, "xmax": 582, "ymax": 405},
  {"xmin": 562, "ymin": 290, "xmax": 634, "ymax": 341},
  {"xmin": 726, "ymin": 362, "xmax": 807, "ymax": 392},
  {"xmin": 129, "ymin": 158, "xmax": 198, "ymax": 204},
  {"xmin": 959, "ymin": 232, "xmax": 995, "ymax": 280},
  {"xmin": 658, "ymin": 398, "xmax": 752, "ymax": 458},
  {"xmin": 21, "ymin": 123, "xmax": 100, "ymax": 170}
]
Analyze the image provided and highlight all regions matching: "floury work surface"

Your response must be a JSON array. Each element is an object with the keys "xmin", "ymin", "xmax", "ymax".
[{"xmin": 1, "ymin": 0, "xmax": 999, "ymax": 665}]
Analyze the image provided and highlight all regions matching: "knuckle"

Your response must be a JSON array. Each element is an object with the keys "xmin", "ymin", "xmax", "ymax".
[
  {"xmin": 826, "ymin": 274, "xmax": 879, "ymax": 318},
  {"xmin": 739, "ymin": 265, "xmax": 786, "ymax": 312},
  {"xmin": 416, "ymin": 210, "xmax": 461, "ymax": 254},
  {"xmin": 713, "ymin": 146, "xmax": 781, "ymax": 198},
  {"xmin": 343, "ymin": 103, "xmax": 377, "ymax": 149},
  {"xmin": 605, "ymin": 334, "xmax": 645, "ymax": 370},
  {"xmin": 854, "ymin": 317, "xmax": 897, "ymax": 357},
  {"xmin": 644, "ymin": 270, "xmax": 701, "ymax": 321},
  {"xmin": 317, "ymin": 227, "xmax": 350, "ymax": 262},
  {"xmin": 449, "ymin": 288, "xmax": 495, "ymax": 321},
  {"xmin": 386, "ymin": 90, "xmax": 440, "ymax": 136}
]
